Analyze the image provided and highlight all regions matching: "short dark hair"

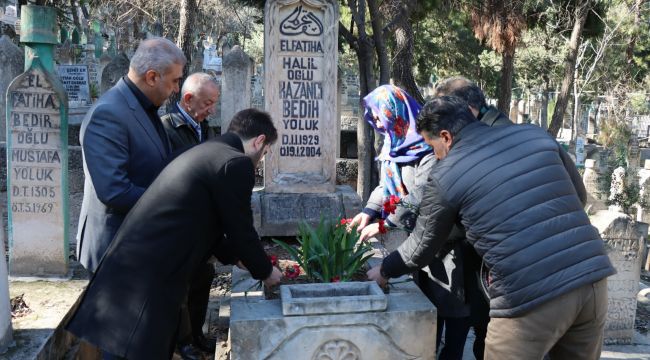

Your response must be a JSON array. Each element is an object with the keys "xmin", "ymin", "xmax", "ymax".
[
  {"xmin": 433, "ymin": 76, "xmax": 486, "ymax": 111},
  {"xmin": 227, "ymin": 109, "xmax": 278, "ymax": 144},
  {"xmin": 416, "ymin": 96, "xmax": 477, "ymax": 137}
]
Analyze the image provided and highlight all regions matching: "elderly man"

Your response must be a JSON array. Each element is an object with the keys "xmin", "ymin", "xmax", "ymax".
[
  {"xmin": 77, "ymin": 37, "xmax": 185, "ymax": 273},
  {"xmin": 66, "ymin": 109, "xmax": 283, "ymax": 359},
  {"xmin": 368, "ymin": 96, "xmax": 615, "ymax": 359},
  {"xmin": 161, "ymin": 73, "xmax": 220, "ymax": 359},
  {"xmin": 162, "ymin": 72, "xmax": 219, "ymax": 152}
]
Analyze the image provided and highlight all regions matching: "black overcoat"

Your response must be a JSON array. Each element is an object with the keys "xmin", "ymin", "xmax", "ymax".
[{"xmin": 66, "ymin": 133, "xmax": 272, "ymax": 359}]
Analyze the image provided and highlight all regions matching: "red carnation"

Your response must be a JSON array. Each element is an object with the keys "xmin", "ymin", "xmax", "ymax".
[
  {"xmin": 378, "ymin": 219, "xmax": 387, "ymax": 234},
  {"xmin": 383, "ymin": 200, "xmax": 397, "ymax": 215},
  {"xmin": 268, "ymin": 255, "xmax": 278, "ymax": 267},
  {"xmin": 330, "ymin": 276, "xmax": 341, "ymax": 283},
  {"xmin": 285, "ymin": 264, "xmax": 301, "ymax": 279}
]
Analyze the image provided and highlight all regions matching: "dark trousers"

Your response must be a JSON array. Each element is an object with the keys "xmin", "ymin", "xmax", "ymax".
[
  {"xmin": 437, "ymin": 316, "xmax": 472, "ymax": 360},
  {"xmin": 177, "ymin": 262, "xmax": 215, "ymax": 345}
]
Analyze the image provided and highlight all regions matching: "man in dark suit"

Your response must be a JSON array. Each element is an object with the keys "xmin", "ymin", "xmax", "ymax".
[
  {"xmin": 76, "ymin": 37, "xmax": 186, "ymax": 273},
  {"xmin": 66, "ymin": 109, "xmax": 283, "ymax": 359},
  {"xmin": 161, "ymin": 72, "xmax": 220, "ymax": 359}
]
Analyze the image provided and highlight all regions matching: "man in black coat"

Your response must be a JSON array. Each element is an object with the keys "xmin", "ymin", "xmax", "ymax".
[{"xmin": 66, "ymin": 109, "xmax": 283, "ymax": 359}]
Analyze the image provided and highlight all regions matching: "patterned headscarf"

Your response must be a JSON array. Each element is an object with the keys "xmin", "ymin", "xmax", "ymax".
[{"xmin": 363, "ymin": 85, "xmax": 432, "ymax": 200}]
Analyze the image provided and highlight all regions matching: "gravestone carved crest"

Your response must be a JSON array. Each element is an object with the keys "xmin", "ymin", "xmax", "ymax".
[{"xmin": 312, "ymin": 339, "xmax": 360, "ymax": 360}]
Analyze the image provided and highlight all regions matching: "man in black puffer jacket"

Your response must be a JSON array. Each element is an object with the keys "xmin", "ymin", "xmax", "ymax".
[{"xmin": 367, "ymin": 96, "xmax": 616, "ymax": 359}]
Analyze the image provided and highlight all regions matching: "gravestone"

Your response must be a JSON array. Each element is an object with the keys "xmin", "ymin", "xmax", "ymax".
[
  {"xmin": 97, "ymin": 52, "xmax": 112, "ymax": 89},
  {"xmin": 0, "ymin": 219, "xmax": 12, "ymax": 353},
  {"xmin": 264, "ymin": 0, "xmax": 337, "ymax": 193},
  {"xmin": 591, "ymin": 210, "xmax": 645, "ymax": 344},
  {"xmin": 56, "ymin": 39, "xmax": 74, "ymax": 65},
  {"xmin": 58, "ymin": 64, "xmax": 90, "ymax": 105},
  {"xmin": 628, "ymin": 136, "xmax": 640, "ymax": 169},
  {"xmin": 0, "ymin": 34, "xmax": 23, "ymax": 142},
  {"xmin": 6, "ymin": 5, "xmax": 69, "ymax": 277},
  {"xmin": 637, "ymin": 160, "xmax": 650, "ymax": 223},
  {"xmin": 100, "ymin": 52, "xmax": 129, "ymax": 94},
  {"xmin": 84, "ymin": 44, "xmax": 99, "ymax": 95},
  {"xmin": 583, "ymin": 159, "xmax": 607, "ymax": 215},
  {"xmin": 221, "ymin": 45, "xmax": 252, "ymax": 131},
  {"xmin": 255, "ymin": 0, "xmax": 360, "ymax": 236}
]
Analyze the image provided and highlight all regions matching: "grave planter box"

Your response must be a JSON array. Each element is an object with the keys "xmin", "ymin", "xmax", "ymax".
[{"xmin": 228, "ymin": 252, "xmax": 437, "ymax": 360}]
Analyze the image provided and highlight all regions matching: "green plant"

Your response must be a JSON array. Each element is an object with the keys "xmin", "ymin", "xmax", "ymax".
[{"xmin": 273, "ymin": 217, "xmax": 374, "ymax": 283}]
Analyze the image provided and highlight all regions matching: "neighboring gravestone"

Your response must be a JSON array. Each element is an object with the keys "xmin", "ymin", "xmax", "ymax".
[
  {"xmin": 100, "ymin": 52, "xmax": 129, "ymax": 93},
  {"xmin": 0, "ymin": 34, "xmax": 23, "ymax": 142},
  {"xmin": 56, "ymin": 39, "xmax": 74, "ymax": 65},
  {"xmin": 221, "ymin": 45, "xmax": 252, "ymax": 131},
  {"xmin": 58, "ymin": 64, "xmax": 90, "ymax": 105},
  {"xmin": 264, "ymin": 0, "xmax": 337, "ymax": 193},
  {"xmin": 0, "ymin": 218, "xmax": 12, "ymax": 353},
  {"xmin": 591, "ymin": 210, "xmax": 645, "ymax": 344},
  {"xmin": 6, "ymin": 5, "xmax": 69, "ymax": 277},
  {"xmin": 583, "ymin": 159, "xmax": 607, "ymax": 215}
]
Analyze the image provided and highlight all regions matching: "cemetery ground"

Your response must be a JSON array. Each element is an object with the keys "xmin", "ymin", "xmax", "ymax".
[{"xmin": 5, "ymin": 231, "xmax": 650, "ymax": 359}]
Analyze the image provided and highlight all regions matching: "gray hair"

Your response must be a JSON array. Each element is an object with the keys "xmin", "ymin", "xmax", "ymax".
[
  {"xmin": 129, "ymin": 37, "xmax": 187, "ymax": 77},
  {"xmin": 181, "ymin": 72, "xmax": 218, "ymax": 97},
  {"xmin": 433, "ymin": 76, "xmax": 486, "ymax": 111}
]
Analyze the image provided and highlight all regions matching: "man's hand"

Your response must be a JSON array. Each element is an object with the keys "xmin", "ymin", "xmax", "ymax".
[
  {"xmin": 359, "ymin": 222, "xmax": 381, "ymax": 242},
  {"xmin": 263, "ymin": 266, "xmax": 282, "ymax": 287},
  {"xmin": 367, "ymin": 265, "xmax": 388, "ymax": 287},
  {"xmin": 349, "ymin": 212, "xmax": 371, "ymax": 231}
]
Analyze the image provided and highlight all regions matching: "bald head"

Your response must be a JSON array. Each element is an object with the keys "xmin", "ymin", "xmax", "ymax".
[{"xmin": 179, "ymin": 72, "xmax": 220, "ymax": 122}]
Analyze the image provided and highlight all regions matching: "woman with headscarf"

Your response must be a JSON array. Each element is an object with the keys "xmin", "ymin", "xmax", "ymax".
[
  {"xmin": 349, "ymin": 84, "xmax": 434, "ymax": 233},
  {"xmin": 352, "ymin": 85, "xmax": 475, "ymax": 360}
]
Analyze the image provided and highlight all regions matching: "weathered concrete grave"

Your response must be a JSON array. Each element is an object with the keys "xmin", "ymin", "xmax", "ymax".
[
  {"xmin": 100, "ymin": 52, "xmax": 129, "ymax": 94},
  {"xmin": 227, "ymin": 248, "xmax": 437, "ymax": 360},
  {"xmin": 6, "ymin": 5, "xmax": 69, "ymax": 277},
  {"xmin": 591, "ymin": 210, "xmax": 645, "ymax": 344},
  {"xmin": 221, "ymin": 45, "xmax": 252, "ymax": 132}
]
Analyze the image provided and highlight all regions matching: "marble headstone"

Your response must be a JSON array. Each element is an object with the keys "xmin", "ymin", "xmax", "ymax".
[
  {"xmin": 7, "ymin": 60, "xmax": 69, "ymax": 276},
  {"xmin": 58, "ymin": 64, "xmax": 90, "ymax": 105},
  {"xmin": 264, "ymin": 0, "xmax": 338, "ymax": 193}
]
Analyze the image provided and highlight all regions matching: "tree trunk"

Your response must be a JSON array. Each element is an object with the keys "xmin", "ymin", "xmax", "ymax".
[
  {"xmin": 548, "ymin": 0, "xmax": 591, "ymax": 137},
  {"xmin": 497, "ymin": 52, "xmax": 514, "ymax": 114},
  {"xmin": 167, "ymin": 0, "xmax": 197, "ymax": 110},
  {"xmin": 357, "ymin": 38, "xmax": 377, "ymax": 202},
  {"xmin": 368, "ymin": 0, "xmax": 389, "ymax": 85},
  {"xmin": 540, "ymin": 75, "xmax": 550, "ymax": 130},
  {"xmin": 626, "ymin": 0, "xmax": 644, "ymax": 73},
  {"xmin": 391, "ymin": 21, "xmax": 423, "ymax": 103},
  {"xmin": 342, "ymin": 0, "xmax": 379, "ymax": 203}
]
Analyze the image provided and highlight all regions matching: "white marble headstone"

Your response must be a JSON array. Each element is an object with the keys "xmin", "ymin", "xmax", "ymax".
[{"xmin": 264, "ymin": 0, "xmax": 338, "ymax": 193}]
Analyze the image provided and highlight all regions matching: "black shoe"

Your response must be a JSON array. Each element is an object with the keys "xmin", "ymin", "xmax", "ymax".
[
  {"xmin": 177, "ymin": 344, "xmax": 205, "ymax": 360},
  {"xmin": 193, "ymin": 334, "xmax": 217, "ymax": 353}
]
